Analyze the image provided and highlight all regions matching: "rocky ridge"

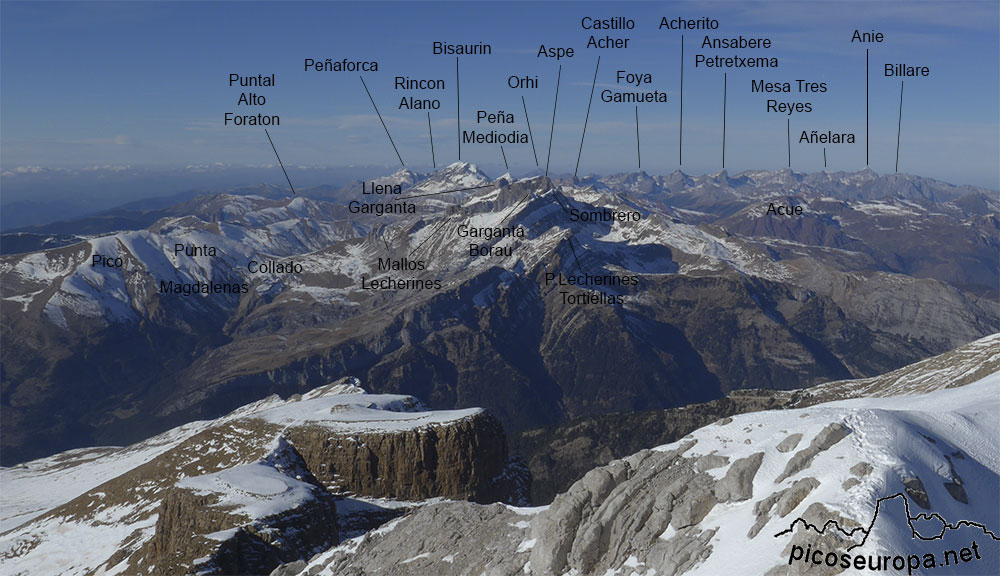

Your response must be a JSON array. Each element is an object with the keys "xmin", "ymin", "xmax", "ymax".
[
  {"xmin": 0, "ymin": 378, "xmax": 527, "ymax": 576},
  {"xmin": 514, "ymin": 332, "xmax": 1000, "ymax": 504},
  {"xmin": 2, "ymin": 165, "xmax": 997, "ymax": 465},
  {"xmin": 287, "ymin": 341, "xmax": 1000, "ymax": 576}
]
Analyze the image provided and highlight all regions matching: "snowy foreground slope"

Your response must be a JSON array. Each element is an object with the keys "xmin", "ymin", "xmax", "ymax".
[{"xmin": 290, "ymin": 337, "xmax": 1000, "ymax": 576}]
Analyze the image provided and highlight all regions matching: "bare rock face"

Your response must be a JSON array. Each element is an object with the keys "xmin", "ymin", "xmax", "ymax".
[
  {"xmin": 849, "ymin": 461, "xmax": 873, "ymax": 477},
  {"xmin": 315, "ymin": 501, "xmax": 530, "ymax": 576},
  {"xmin": 132, "ymin": 440, "xmax": 339, "ymax": 576},
  {"xmin": 137, "ymin": 490, "xmax": 240, "ymax": 575},
  {"xmin": 1, "ymin": 381, "xmax": 526, "ymax": 576},
  {"xmin": 776, "ymin": 433, "xmax": 803, "ymax": 453},
  {"xmin": 749, "ymin": 477, "xmax": 821, "ymax": 538},
  {"xmin": 283, "ymin": 410, "xmax": 525, "ymax": 503},
  {"xmin": 270, "ymin": 560, "xmax": 306, "ymax": 576},
  {"xmin": 528, "ymin": 439, "xmax": 721, "ymax": 575},
  {"xmin": 715, "ymin": 452, "xmax": 765, "ymax": 502},
  {"xmin": 211, "ymin": 499, "xmax": 339, "ymax": 576},
  {"xmin": 696, "ymin": 453, "xmax": 730, "ymax": 471},
  {"xmin": 300, "ymin": 440, "xmax": 726, "ymax": 576},
  {"xmin": 775, "ymin": 423, "xmax": 850, "ymax": 482},
  {"xmin": 902, "ymin": 476, "xmax": 931, "ymax": 509}
]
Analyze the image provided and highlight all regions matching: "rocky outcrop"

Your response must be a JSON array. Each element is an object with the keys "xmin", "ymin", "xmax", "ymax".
[
  {"xmin": 513, "ymin": 390, "xmax": 791, "ymax": 503},
  {"xmin": 715, "ymin": 452, "xmax": 765, "ymax": 502},
  {"xmin": 765, "ymin": 502, "xmax": 865, "ymax": 576},
  {"xmin": 775, "ymin": 423, "xmax": 850, "ymax": 482},
  {"xmin": 277, "ymin": 345, "xmax": 1000, "ymax": 576},
  {"xmin": 749, "ymin": 477, "xmax": 821, "ymax": 538},
  {"xmin": 209, "ymin": 495, "xmax": 339, "ymax": 576},
  {"xmin": 776, "ymin": 433, "xmax": 802, "ymax": 453},
  {"xmin": 294, "ymin": 438, "xmax": 792, "ymax": 575},
  {"xmin": 305, "ymin": 501, "xmax": 530, "ymax": 576},
  {"xmin": 850, "ymin": 461, "xmax": 873, "ymax": 477},
  {"xmin": 295, "ymin": 440, "xmax": 732, "ymax": 576},
  {"xmin": 943, "ymin": 454, "xmax": 969, "ymax": 504},
  {"xmin": 514, "ymin": 334, "xmax": 999, "ymax": 506},
  {"xmin": 902, "ymin": 476, "xmax": 931, "ymax": 509},
  {"xmin": 131, "ymin": 441, "xmax": 339, "ymax": 576},
  {"xmin": 282, "ymin": 410, "xmax": 527, "ymax": 503},
  {"xmin": 1, "ymin": 381, "xmax": 525, "ymax": 576},
  {"xmin": 526, "ymin": 440, "xmax": 723, "ymax": 576},
  {"xmin": 136, "ymin": 490, "xmax": 236, "ymax": 575}
]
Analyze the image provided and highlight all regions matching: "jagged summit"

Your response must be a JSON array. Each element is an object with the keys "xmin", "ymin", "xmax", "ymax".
[
  {"xmin": 429, "ymin": 160, "xmax": 491, "ymax": 181},
  {"xmin": 1, "ymin": 164, "xmax": 996, "ymax": 469},
  {"xmin": 440, "ymin": 160, "xmax": 484, "ymax": 174},
  {"xmin": 375, "ymin": 167, "xmax": 423, "ymax": 188},
  {"xmin": 378, "ymin": 161, "xmax": 495, "ymax": 198},
  {"xmin": 1, "ymin": 162, "xmax": 997, "ymax": 574},
  {"xmin": 307, "ymin": 376, "xmax": 366, "ymax": 397}
]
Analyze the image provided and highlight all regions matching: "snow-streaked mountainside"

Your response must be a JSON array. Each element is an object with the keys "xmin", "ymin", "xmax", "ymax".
[
  {"xmin": 0, "ymin": 379, "xmax": 472, "ymax": 531},
  {"xmin": 0, "ymin": 379, "xmax": 523, "ymax": 576},
  {"xmin": 2, "ymin": 163, "xmax": 997, "ymax": 470},
  {"xmin": 800, "ymin": 332, "xmax": 1000, "ymax": 402},
  {"xmin": 508, "ymin": 336, "xmax": 1000, "ymax": 509},
  {"xmin": 1, "ymin": 193, "xmax": 362, "ymax": 323},
  {"xmin": 287, "ymin": 336, "xmax": 1000, "ymax": 576},
  {"xmin": 0, "ymin": 341, "xmax": 996, "ymax": 574},
  {"xmin": 3, "ymin": 163, "xmax": 993, "ymax": 332}
]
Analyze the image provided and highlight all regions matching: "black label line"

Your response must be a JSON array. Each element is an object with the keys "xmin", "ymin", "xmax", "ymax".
[
  {"xmin": 551, "ymin": 188, "xmax": 571, "ymax": 214},
  {"xmin": 722, "ymin": 72, "xmax": 727, "ymax": 169},
  {"xmin": 775, "ymin": 492, "xmax": 1000, "ymax": 551},
  {"xmin": 787, "ymin": 119, "xmax": 791, "ymax": 168},
  {"xmin": 866, "ymin": 48, "xmax": 869, "ymax": 166},
  {"xmin": 566, "ymin": 234, "xmax": 585, "ymax": 272},
  {"xmin": 896, "ymin": 80, "xmax": 904, "ymax": 172},
  {"xmin": 501, "ymin": 65, "xmax": 562, "ymax": 228},
  {"xmin": 500, "ymin": 145, "xmax": 509, "ymax": 171},
  {"xmin": 264, "ymin": 128, "xmax": 296, "ymax": 195},
  {"xmin": 522, "ymin": 95, "xmax": 539, "ymax": 167},
  {"xmin": 456, "ymin": 56, "xmax": 461, "ymax": 161},
  {"xmin": 390, "ymin": 183, "xmax": 494, "ymax": 202},
  {"xmin": 635, "ymin": 105, "xmax": 641, "ymax": 170},
  {"xmin": 500, "ymin": 186, "xmax": 536, "ymax": 227},
  {"xmin": 544, "ymin": 64, "xmax": 562, "ymax": 179},
  {"xmin": 574, "ymin": 56, "xmax": 601, "ymax": 179},
  {"xmin": 360, "ymin": 75, "xmax": 404, "ymax": 166},
  {"xmin": 408, "ymin": 211, "xmax": 454, "ymax": 259},
  {"xmin": 428, "ymin": 112, "xmax": 436, "ymax": 169},
  {"xmin": 680, "ymin": 34, "xmax": 684, "ymax": 165},
  {"xmin": 823, "ymin": 146, "xmax": 827, "ymax": 168}
]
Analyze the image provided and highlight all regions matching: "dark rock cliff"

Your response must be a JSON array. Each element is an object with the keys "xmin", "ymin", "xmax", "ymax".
[{"xmin": 283, "ymin": 410, "xmax": 527, "ymax": 504}]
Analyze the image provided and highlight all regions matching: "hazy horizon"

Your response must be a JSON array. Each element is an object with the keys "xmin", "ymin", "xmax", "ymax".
[
  {"xmin": 3, "ymin": 1, "xmax": 998, "ymax": 192},
  {"xmin": 3, "ymin": 162, "xmax": 994, "ymax": 232}
]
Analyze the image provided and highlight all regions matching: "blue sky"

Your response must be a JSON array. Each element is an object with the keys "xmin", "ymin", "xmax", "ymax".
[{"xmin": 2, "ymin": 1, "xmax": 998, "ymax": 187}]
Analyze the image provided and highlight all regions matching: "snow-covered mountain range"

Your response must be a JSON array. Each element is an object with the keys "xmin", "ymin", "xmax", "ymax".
[{"xmin": 2, "ymin": 164, "xmax": 996, "ymax": 466}]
